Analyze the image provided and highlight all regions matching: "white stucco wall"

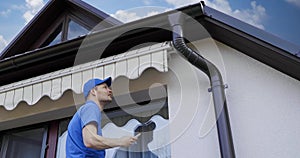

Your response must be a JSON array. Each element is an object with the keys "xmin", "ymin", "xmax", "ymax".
[
  {"xmin": 187, "ymin": 38, "xmax": 300, "ymax": 158},
  {"xmin": 166, "ymin": 51, "xmax": 221, "ymax": 158}
]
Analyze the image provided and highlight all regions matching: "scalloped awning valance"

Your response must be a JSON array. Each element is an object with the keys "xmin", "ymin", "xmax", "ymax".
[{"xmin": 0, "ymin": 42, "xmax": 172, "ymax": 110}]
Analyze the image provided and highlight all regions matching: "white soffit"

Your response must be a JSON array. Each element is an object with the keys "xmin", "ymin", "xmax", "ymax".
[{"xmin": 0, "ymin": 42, "xmax": 172, "ymax": 110}]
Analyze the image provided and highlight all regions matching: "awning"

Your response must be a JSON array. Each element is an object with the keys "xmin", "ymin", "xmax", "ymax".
[{"xmin": 0, "ymin": 42, "xmax": 172, "ymax": 110}]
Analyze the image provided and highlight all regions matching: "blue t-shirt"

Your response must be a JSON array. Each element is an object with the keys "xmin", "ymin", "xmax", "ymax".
[{"xmin": 66, "ymin": 101, "xmax": 105, "ymax": 158}]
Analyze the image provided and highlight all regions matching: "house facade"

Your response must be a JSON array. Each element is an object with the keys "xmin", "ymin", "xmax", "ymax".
[{"xmin": 0, "ymin": 0, "xmax": 300, "ymax": 158}]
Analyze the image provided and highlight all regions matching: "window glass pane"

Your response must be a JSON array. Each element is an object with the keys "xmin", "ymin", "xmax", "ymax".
[
  {"xmin": 56, "ymin": 119, "xmax": 70, "ymax": 158},
  {"xmin": 48, "ymin": 31, "xmax": 62, "ymax": 46},
  {"xmin": 67, "ymin": 20, "xmax": 89, "ymax": 40},
  {"xmin": 41, "ymin": 23, "xmax": 63, "ymax": 47},
  {"xmin": 1, "ymin": 127, "xmax": 47, "ymax": 158},
  {"xmin": 103, "ymin": 86, "xmax": 171, "ymax": 158}
]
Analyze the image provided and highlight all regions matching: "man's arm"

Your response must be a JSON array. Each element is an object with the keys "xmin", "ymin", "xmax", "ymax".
[{"xmin": 82, "ymin": 122, "xmax": 139, "ymax": 150}]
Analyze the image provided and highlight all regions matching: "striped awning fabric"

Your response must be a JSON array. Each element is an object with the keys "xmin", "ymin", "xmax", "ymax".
[{"xmin": 0, "ymin": 42, "xmax": 172, "ymax": 110}]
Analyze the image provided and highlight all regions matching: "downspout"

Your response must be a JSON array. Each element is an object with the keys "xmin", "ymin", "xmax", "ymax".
[{"xmin": 168, "ymin": 12, "xmax": 236, "ymax": 158}]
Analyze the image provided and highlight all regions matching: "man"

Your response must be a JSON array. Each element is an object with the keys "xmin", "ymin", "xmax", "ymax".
[{"xmin": 66, "ymin": 77, "xmax": 140, "ymax": 158}]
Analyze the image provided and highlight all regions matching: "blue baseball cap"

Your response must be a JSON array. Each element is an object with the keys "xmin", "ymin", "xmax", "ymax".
[{"xmin": 83, "ymin": 77, "xmax": 112, "ymax": 98}]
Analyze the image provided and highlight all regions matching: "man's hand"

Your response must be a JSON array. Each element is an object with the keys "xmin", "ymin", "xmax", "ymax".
[{"xmin": 119, "ymin": 133, "xmax": 141, "ymax": 147}]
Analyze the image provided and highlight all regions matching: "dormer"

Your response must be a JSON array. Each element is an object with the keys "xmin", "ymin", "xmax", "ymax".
[{"xmin": 0, "ymin": 0, "xmax": 121, "ymax": 60}]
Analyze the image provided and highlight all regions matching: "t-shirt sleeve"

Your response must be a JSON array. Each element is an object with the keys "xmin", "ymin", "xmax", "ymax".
[{"xmin": 78, "ymin": 103, "xmax": 101, "ymax": 129}]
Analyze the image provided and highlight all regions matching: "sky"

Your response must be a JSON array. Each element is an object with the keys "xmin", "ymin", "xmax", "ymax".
[{"xmin": 0, "ymin": 0, "xmax": 300, "ymax": 54}]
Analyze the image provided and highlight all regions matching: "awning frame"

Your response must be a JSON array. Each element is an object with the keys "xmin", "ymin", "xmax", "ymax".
[{"xmin": 0, "ymin": 42, "xmax": 172, "ymax": 110}]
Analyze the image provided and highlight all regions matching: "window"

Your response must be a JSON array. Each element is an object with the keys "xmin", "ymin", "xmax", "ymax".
[
  {"xmin": 0, "ymin": 127, "xmax": 48, "ymax": 158},
  {"xmin": 41, "ymin": 17, "xmax": 90, "ymax": 48},
  {"xmin": 56, "ymin": 119, "xmax": 70, "ymax": 158},
  {"xmin": 103, "ymin": 86, "xmax": 171, "ymax": 158},
  {"xmin": 41, "ymin": 23, "xmax": 63, "ymax": 47},
  {"xmin": 67, "ymin": 20, "xmax": 89, "ymax": 40}
]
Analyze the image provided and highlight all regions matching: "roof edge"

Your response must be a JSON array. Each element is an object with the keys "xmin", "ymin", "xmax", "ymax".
[
  {"xmin": 0, "ymin": 0, "xmax": 57, "ymax": 59},
  {"xmin": 67, "ymin": 0, "xmax": 123, "ymax": 25},
  {"xmin": 202, "ymin": 5, "xmax": 300, "ymax": 57}
]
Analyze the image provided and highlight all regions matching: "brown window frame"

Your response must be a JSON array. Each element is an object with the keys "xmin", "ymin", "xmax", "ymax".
[
  {"xmin": 0, "ymin": 123, "xmax": 49, "ymax": 158},
  {"xmin": 45, "ymin": 121, "xmax": 59, "ymax": 158},
  {"xmin": 31, "ymin": 11, "xmax": 91, "ymax": 50}
]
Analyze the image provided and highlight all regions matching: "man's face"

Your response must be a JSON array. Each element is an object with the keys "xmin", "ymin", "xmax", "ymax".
[{"xmin": 93, "ymin": 83, "xmax": 113, "ymax": 103}]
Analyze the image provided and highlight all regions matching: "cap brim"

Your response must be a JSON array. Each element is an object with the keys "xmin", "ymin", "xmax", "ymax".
[{"xmin": 100, "ymin": 77, "xmax": 112, "ymax": 87}]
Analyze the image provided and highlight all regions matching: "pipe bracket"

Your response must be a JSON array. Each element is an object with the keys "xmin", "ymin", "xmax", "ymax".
[{"xmin": 208, "ymin": 84, "xmax": 228, "ymax": 92}]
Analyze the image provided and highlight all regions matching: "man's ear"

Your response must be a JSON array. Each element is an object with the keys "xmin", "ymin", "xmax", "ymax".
[{"xmin": 90, "ymin": 88, "xmax": 97, "ymax": 96}]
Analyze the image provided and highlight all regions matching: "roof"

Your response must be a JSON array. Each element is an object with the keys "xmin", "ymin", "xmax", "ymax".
[
  {"xmin": 200, "ymin": 4, "xmax": 300, "ymax": 81},
  {"xmin": 0, "ymin": 1, "xmax": 299, "ymax": 87},
  {"xmin": 203, "ymin": 5, "xmax": 300, "ymax": 57}
]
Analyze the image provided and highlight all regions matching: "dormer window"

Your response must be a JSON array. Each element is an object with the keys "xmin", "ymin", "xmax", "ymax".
[
  {"xmin": 67, "ymin": 19, "xmax": 89, "ymax": 40},
  {"xmin": 40, "ymin": 16, "xmax": 90, "ymax": 48},
  {"xmin": 41, "ymin": 24, "xmax": 63, "ymax": 47}
]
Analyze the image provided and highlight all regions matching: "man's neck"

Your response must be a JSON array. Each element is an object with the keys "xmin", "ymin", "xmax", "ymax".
[{"xmin": 87, "ymin": 98, "xmax": 104, "ymax": 111}]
